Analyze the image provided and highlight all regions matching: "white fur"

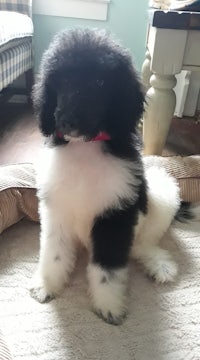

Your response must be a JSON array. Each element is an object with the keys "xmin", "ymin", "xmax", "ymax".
[
  {"xmin": 31, "ymin": 141, "xmax": 181, "ymax": 323},
  {"xmin": 87, "ymin": 264, "xmax": 128, "ymax": 324},
  {"xmin": 36, "ymin": 141, "xmax": 141, "ymax": 246}
]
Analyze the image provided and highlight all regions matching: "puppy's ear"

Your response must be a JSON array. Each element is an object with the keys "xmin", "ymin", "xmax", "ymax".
[
  {"xmin": 32, "ymin": 76, "xmax": 57, "ymax": 136},
  {"xmin": 106, "ymin": 60, "xmax": 145, "ymax": 137},
  {"xmin": 128, "ymin": 73, "xmax": 145, "ymax": 128}
]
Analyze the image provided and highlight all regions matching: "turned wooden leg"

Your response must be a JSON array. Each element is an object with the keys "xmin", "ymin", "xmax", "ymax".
[
  {"xmin": 141, "ymin": 50, "xmax": 152, "ymax": 92},
  {"xmin": 143, "ymin": 73, "xmax": 177, "ymax": 155},
  {"xmin": 139, "ymin": 51, "xmax": 153, "ymax": 130},
  {"xmin": 25, "ymin": 68, "xmax": 34, "ymax": 105}
]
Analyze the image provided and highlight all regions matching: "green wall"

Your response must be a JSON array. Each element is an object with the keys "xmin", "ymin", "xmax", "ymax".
[{"xmin": 33, "ymin": 0, "xmax": 148, "ymax": 72}]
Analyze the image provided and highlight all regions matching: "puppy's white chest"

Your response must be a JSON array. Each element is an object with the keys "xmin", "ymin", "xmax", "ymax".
[{"xmin": 38, "ymin": 141, "xmax": 138, "ymax": 242}]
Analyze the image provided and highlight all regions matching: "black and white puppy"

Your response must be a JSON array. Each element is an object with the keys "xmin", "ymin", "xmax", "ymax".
[{"xmin": 31, "ymin": 28, "xmax": 185, "ymax": 325}]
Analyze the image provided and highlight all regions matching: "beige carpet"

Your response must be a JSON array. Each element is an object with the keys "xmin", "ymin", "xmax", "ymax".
[{"xmin": 0, "ymin": 220, "xmax": 200, "ymax": 360}]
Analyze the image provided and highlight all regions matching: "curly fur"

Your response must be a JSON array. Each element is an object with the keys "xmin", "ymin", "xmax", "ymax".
[
  {"xmin": 33, "ymin": 28, "xmax": 144, "ymax": 144},
  {"xmin": 31, "ymin": 28, "xmax": 182, "ymax": 325}
]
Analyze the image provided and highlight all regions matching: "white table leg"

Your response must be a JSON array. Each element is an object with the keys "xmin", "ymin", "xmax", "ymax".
[
  {"xmin": 143, "ymin": 73, "xmax": 177, "ymax": 155},
  {"xmin": 141, "ymin": 50, "xmax": 152, "ymax": 92}
]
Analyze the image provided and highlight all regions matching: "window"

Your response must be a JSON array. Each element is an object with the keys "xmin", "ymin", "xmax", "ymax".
[{"xmin": 33, "ymin": 0, "xmax": 111, "ymax": 21}]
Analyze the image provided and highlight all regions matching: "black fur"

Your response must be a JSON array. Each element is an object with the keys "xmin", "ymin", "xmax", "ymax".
[
  {"xmin": 137, "ymin": 178, "xmax": 148, "ymax": 214},
  {"xmin": 92, "ymin": 204, "xmax": 138, "ymax": 269},
  {"xmin": 33, "ymin": 28, "xmax": 144, "ymax": 160},
  {"xmin": 92, "ymin": 179, "xmax": 147, "ymax": 269}
]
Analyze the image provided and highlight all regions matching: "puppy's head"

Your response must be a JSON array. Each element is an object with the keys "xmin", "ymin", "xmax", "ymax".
[{"xmin": 33, "ymin": 28, "xmax": 144, "ymax": 141}]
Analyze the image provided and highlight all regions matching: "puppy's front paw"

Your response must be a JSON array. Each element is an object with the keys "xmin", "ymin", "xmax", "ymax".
[
  {"xmin": 88, "ymin": 264, "xmax": 128, "ymax": 325},
  {"xmin": 92, "ymin": 287, "xmax": 127, "ymax": 325},
  {"xmin": 30, "ymin": 285, "xmax": 55, "ymax": 303},
  {"xmin": 29, "ymin": 272, "xmax": 62, "ymax": 303},
  {"xmin": 95, "ymin": 306, "xmax": 127, "ymax": 325}
]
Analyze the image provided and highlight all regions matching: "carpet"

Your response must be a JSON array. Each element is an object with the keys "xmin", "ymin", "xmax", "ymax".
[{"xmin": 0, "ymin": 219, "xmax": 200, "ymax": 360}]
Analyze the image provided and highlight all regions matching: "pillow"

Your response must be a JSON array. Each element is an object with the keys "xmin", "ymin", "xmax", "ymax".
[
  {"xmin": 0, "ymin": 11, "xmax": 33, "ymax": 49},
  {"xmin": 0, "ymin": 163, "xmax": 39, "ymax": 235}
]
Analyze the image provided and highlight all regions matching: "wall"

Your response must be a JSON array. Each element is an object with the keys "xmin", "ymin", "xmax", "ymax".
[{"xmin": 33, "ymin": 0, "xmax": 148, "ymax": 72}]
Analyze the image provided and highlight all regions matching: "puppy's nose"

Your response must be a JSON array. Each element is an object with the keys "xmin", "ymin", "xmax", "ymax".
[
  {"xmin": 57, "ymin": 113, "xmax": 74, "ymax": 129},
  {"xmin": 64, "ymin": 119, "xmax": 77, "ymax": 130},
  {"xmin": 61, "ymin": 119, "xmax": 79, "ymax": 135},
  {"xmin": 65, "ymin": 122, "xmax": 75, "ymax": 131}
]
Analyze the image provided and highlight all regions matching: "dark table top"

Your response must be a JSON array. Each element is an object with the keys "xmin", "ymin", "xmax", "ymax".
[{"xmin": 149, "ymin": 9, "xmax": 200, "ymax": 30}]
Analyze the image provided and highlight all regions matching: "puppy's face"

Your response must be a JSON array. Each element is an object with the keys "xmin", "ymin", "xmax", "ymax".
[
  {"xmin": 54, "ymin": 71, "xmax": 109, "ymax": 140},
  {"xmin": 33, "ymin": 29, "xmax": 144, "ymax": 140}
]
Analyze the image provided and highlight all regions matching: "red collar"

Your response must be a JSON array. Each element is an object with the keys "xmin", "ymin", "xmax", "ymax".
[
  {"xmin": 90, "ymin": 131, "xmax": 111, "ymax": 141},
  {"xmin": 56, "ymin": 131, "xmax": 111, "ymax": 142}
]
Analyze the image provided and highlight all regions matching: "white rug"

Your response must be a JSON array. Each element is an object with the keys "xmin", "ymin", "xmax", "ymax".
[{"xmin": 0, "ymin": 220, "xmax": 200, "ymax": 360}]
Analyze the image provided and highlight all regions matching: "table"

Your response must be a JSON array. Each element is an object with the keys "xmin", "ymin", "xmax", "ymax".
[{"xmin": 142, "ymin": 9, "xmax": 200, "ymax": 155}]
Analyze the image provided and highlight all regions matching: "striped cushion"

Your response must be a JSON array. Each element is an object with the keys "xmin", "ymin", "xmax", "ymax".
[
  {"xmin": 0, "ymin": 40, "xmax": 32, "ymax": 91},
  {"xmin": 0, "ymin": 0, "xmax": 32, "ymax": 16},
  {"xmin": 0, "ymin": 331, "xmax": 12, "ymax": 360},
  {"xmin": 0, "ymin": 163, "xmax": 39, "ymax": 235},
  {"xmin": 0, "ymin": 188, "xmax": 39, "ymax": 234},
  {"xmin": 0, "ymin": 11, "xmax": 33, "ymax": 48}
]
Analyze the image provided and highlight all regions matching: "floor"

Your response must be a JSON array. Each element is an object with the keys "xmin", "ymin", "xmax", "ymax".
[
  {"xmin": 0, "ymin": 103, "xmax": 42, "ymax": 165},
  {"xmin": 0, "ymin": 102, "xmax": 200, "ymax": 165},
  {"xmin": 1, "ymin": 218, "xmax": 200, "ymax": 360}
]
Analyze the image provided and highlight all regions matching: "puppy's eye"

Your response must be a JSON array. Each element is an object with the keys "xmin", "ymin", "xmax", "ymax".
[{"xmin": 96, "ymin": 79, "xmax": 104, "ymax": 87}]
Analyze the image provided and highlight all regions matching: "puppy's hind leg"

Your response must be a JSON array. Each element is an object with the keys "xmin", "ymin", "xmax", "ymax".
[
  {"xmin": 132, "ymin": 167, "xmax": 179, "ymax": 283},
  {"xmin": 132, "ymin": 243, "xmax": 178, "ymax": 283},
  {"xmin": 132, "ymin": 214, "xmax": 178, "ymax": 283},
  {"xmin": 30, "ymin": 204, "xmax": 76, "ymax": 303}
]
